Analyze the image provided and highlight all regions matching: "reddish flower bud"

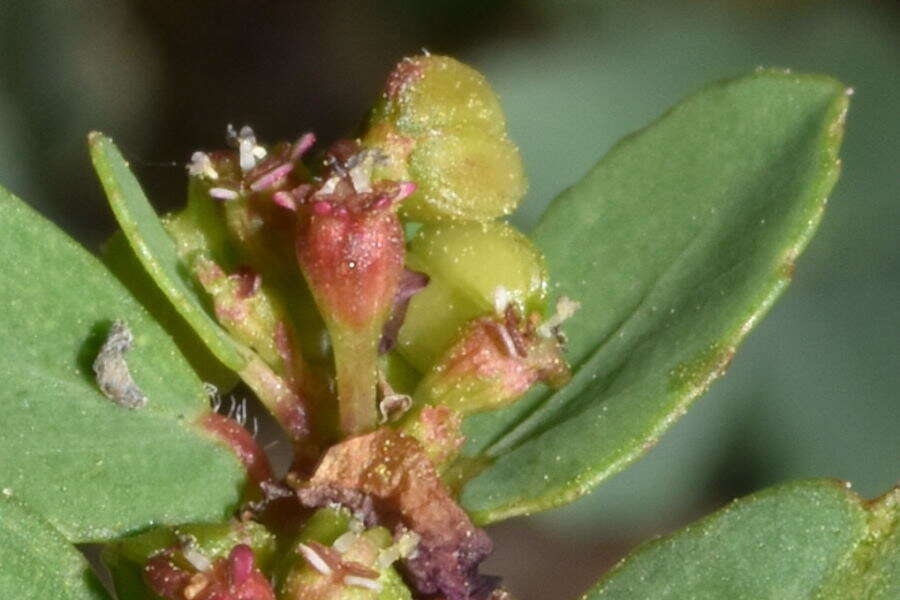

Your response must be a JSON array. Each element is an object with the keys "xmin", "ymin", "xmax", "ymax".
[
  {"xmin": 295, "ymin": 141, "xmax": 407, "ymax": 436},
  {"xmin": 414, "ymin": 305, "xmax": 572, "ymax": 416},
  {"xmin": 144, "ymin": 546, "xmax": 276, "ymax": 600}
]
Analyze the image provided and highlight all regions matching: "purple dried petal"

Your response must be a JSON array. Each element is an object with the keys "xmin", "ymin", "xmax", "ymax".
[
  {"xmin": 403, "ymin": 528, "xmax": 495, "ymax": 600},
  {"xmin": 379, "ymin": 269, "xmax": 429, "ymax": 353}
]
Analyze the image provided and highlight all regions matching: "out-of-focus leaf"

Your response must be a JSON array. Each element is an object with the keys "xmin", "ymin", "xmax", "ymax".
[
  {"xmin": 460, "ymin": 70, "xmax": 849, "ymax": 523},
  {"xmin": 0, "ymin": 497, "xmax": 109, "ymax": 599},
  {"xmin": 584, "ymin": 480, "xmax": 898, "ymax": 599},
  {"xmin": 88, "ymin": 132, "xmax": 247, "ymax": 373},
  {"xmin": 0, "ymin": 189, "xmax": 245, "ymax": 542}
]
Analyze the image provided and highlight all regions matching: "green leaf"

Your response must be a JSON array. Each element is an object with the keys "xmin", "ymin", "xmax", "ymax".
[
  {"xmin": 88, "ymin": 132, "xmax": 247, "ymax": 374},
  {"xmin": 584, "ymin": 480, "xmax": 898, "ymax": 599},
  {"xmin": 459, "ymin": 70, "xmax": 849, "ymax": 522},
  {"xmin": 102, "ymin": 230, "xmax": 239, "ymax": 390},
  {"xmin": 0, "ymin": 497, "xmax": 109, "ymax": 599},
  {"xmin": 0, "ymin": 189, "xmax": 245, "ymax": 542}
]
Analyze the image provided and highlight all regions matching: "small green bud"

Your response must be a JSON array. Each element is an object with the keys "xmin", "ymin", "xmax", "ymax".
[{"xmin": 397, "ymin": 221, "xmax": 548, "ymax": 372}]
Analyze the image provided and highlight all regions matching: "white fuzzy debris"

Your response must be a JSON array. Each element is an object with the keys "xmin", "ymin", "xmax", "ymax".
[
  {"xmin": 187, "ymin": 151, "xmax": 219, "ymax": 180},
  {"xmin": 209, "ymin": 187, "xmax": 239, "ymax": 201},
  {"xmin": 344, "ymin": 575, "xmax": 381, "ymax": 591},
  {"xmin": 93, "ymin": 320, "xmax": 147, "ymax": 409},
  {"xmin": 2, "ymin": 488, "xmax": 11, "ymax": 497},
  {"xmin": 538, "ymin": 296, "xmax": 581, "ymax": 338},
  {"xmin": 297, "ymin": 543, "xmax": 332, "ymax": 575},
  {"xmin": 493, "ymin": 286, "xmax": 510, "ymax": 316}
]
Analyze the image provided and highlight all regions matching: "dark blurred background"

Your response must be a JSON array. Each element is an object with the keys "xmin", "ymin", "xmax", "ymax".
[{"xmin": 1, "ymin": 1, "xmax": 897, "ymax": 598}]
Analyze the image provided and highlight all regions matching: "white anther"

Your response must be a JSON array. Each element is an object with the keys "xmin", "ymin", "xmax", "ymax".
[
  {"xmin": 538, "ymin": 296, "xmax": 581, "ymax": 338},
  {"xmin": 493, "ymin": 286, "xmax": 510, "ymax": 316},
  {"xmin": 344, "ymin": 575, "xmax": 381, "ymax": 591},
  {"xmin": 187, "ymin": 151, "xmax": 219, "ymax": 180},
  {"xmin": 297, "ymin": 543, "xmax": 332, "ymax": 575}
]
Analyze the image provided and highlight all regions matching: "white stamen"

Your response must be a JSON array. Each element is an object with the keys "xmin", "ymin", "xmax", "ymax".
[
  {"xmin": 332, "ymin": 531, "xmax": 359, "ymax": 554},
  {"xmin": 493, "ymin": 286, "xmax": 510, "ymax": 316},
  {"xmin": 319, "ymin": 176, "xmax": 340, "ymax": 195},
  {"xmin": 395, "ymin": 530, "xmax": 420, "ymax": 558},
  {"xmin": 297, "ymin": 543, "xmax": 332, "ymax": 575},
  {"xmin": 182, "ymin": 547, "xmax": 213, "ymax": 572},
  {"xmin": 348, "ymin": 519, "xmax": 364, "ymax": 534},
  {"xmin": 252, "ymin": 145, "xmax": 267, "ymax": 159},
  {"xmin": 344, "ymin": 575, "xmax": 381, "ymax": 591},
  {"xmin": 209, "ymin": 187, "xmax": 239, "ymax": 201},
  {"xmin": 538, "ymin": 296, "xmax": 581, "ymax": 338},
  {"xmin": 376, "ymin": 547, "xmax": 401, "ymax": 570},
  {"xmin": 346, "ymin": 150, "xmax": 379, "ymax": 193},
  {"xmin": 187, "ymin": 151, "xmax": 219, "ymax": 180},
  {"xmin": 493, "ymin": 322, "xmax": 519, "ymax": 357},
  {"xmin": 237, "ymin": 125, "xmax": 258, "ymax": 172}
]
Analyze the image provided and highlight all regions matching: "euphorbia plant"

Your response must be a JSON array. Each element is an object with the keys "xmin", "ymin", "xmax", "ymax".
[{"xmin": 0, "ymin": 55, "xmax": 895, "ymax": 599}]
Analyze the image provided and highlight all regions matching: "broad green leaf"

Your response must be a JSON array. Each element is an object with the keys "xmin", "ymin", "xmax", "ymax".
[
  {"xmin": 102, "ymin": 230, "xmax": 239, "ymax": 390},
  {"xmin": 88, "ymin": 132, "xmax": 247, "ymax": 373},
  {"xmin": 0, "ymin": 497, "xmax": 108, "ymax": 599},
  {"xmin": 584, "ymin": 479, "xmax": 898, "ymax": 599},
  {"xmin": 460, "ymin": 70, "xmax": 849, "ymax": 522},
  {"xmin": 0, "ymin": 190, "xmax": 245, "ymax": 542}
]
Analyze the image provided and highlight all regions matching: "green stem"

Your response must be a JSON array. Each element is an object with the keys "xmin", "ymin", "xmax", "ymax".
[{"xmin": 330, "ymin": 325, "xmax": 379, "ymax": 436}]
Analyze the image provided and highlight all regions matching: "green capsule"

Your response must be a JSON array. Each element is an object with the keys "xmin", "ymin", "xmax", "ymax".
[
  {"xmin": 375, "ymin": 55, "xmax": 506, "ymax": 137},
  {"xmin": 397, "ymin": 221, "xmax": 548, "ymax": 372},
  {"xmin": 404, "ymin": 129, "xmax": 527, "ymax": 222},
  {"xmin": 364, "ymin": 55, "xmax": 527, "ymax": 222}
]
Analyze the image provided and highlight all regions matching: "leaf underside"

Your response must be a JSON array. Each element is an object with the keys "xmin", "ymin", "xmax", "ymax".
[
  {"xmin": 459, "ymin": 70, "xmax": 849, "ymax": 523},
  {"xmin": 585, "ymin": 479, "xmax": 898, "ymax": 599},
  {"xmin": 0, "ymin": 497, "xmax": 108, "ymax": 599},
  {"xmin": 0, "ymin": 189, "xmax": 245, "ymax": 543}
]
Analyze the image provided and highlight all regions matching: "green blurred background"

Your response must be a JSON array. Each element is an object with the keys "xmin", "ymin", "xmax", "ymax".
[{"xmin": 0, "ymin": 1, "xmax": 896, "ymax": 598}]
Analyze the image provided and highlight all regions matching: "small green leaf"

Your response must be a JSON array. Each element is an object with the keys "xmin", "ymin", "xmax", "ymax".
[
  {"xmin": 584, "ymin": 480, "xmax": 898, "ymax": 599},
  {"xmin": 88, "ymin": 132, "xmax": 247, "ymax": 373},
  {"xmin": 459, "ymin": 70, "xmax": 849, "ymax": 522},
  {"xmin": 0, "ymin": 190, "xmax": 245, "ymax": 542},
  {"xmin": 0, "ymin": 497, "xmax": 108, "ymax": 599}
]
